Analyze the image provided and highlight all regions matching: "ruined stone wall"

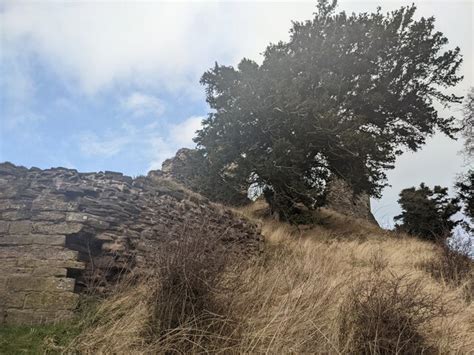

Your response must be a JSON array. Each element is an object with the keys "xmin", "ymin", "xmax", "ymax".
[
  {"xmin": 325, "ymin": 178, "xmax": 378, "ymax": 224},
  {"xmin": 0, "ymin": 163, "xmax": 263, "ymax": 325}
]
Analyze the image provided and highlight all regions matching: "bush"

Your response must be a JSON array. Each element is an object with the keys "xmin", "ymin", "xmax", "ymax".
[
  {"xmin": 421, "ymin": 239, "xmax": 474, "ymax": 302},
  {"xmin": 339, "ymin": 273, "xmax": 447, "ymax": 354},
  {"xmin": 151, "ymin": 225, "xmax": 228, "ymax": 329},
  {"xmin": 145, "ymin": 223, "xmax": 242, "ymax": 352}
]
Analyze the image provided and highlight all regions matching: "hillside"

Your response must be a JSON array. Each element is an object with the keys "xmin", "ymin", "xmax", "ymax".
[{"xmin": 3, "ymin": 199, "xmax": 472, "ymax": 354}]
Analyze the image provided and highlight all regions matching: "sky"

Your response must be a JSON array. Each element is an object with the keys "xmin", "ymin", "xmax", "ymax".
[{"xmin": 0, "ymin": 0, "xmax": 472, "ymax": 228}]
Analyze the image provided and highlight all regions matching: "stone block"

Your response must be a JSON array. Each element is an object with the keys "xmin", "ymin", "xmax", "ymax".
[
  {"xmin": 0, "ymin": 277, "xmax": 7, "ymax": 288},
  {"xmin": 24, "ymin": 291, "xmax": 79, "ymax": 310},
  {"xmin": 0, "ymin": 221, "xmax": 9, "ymax": 234},
  {"xmin": 66, "ymin": 212, "xmax": 110, "ymax": 229},
  {"xmin": 32, "ymin": 267, "xmax": 68, "ymax": 277},
  {"xmin": 1, "ymin": 210, "xmax": 33, "ymax": 220},
  {"xmin": 0, "ymin": 201, "xmax": 31, "ymax": 211},
  {"xmin": 16, "ymin": 258, "xmax": 84, "ymax": 270},
  {"xmin": 0, "ymin": 245, "xmax": 79, "ymax": 261},
  {"xmin": 31, "ymin": 199, "xmax": 78, "ymax": 212},
  {"xmin": 7, "ymin": 276, "xmax": 75, "ymax": 292},
  {"xmin": 0, "ymin": 234, "xmax": 65, "ymax": 246},
  {"xmin": 0, "ymin": 265, "xmax": 33, "ymax": 277},
  {"xmin": 96, "ymin": 232, "xmax": 115, "ymax": 241},
  {"xmin": 0, "ymin": 291, "xmax": 26, "ymax": 308},
  {"xmin": 33, "ymin": 222, "xmax": 83, "ymax": 235},
  {"xmin": 8, "ymin": 221, "xmax": 32, "ymax": 234},
  {"xmin": 30, "ymin": 211, "xmax": 66, "ymax": 222}
]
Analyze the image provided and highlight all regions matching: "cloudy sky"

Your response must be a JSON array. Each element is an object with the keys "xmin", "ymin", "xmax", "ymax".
[{"xmin": 0, "ymin": 0, "xmax": 472, "ymax": 227}]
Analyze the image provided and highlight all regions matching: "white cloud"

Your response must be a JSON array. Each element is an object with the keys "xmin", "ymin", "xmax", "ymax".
[
  {"xmin": 1, "ymin": 1, "xmax": 315, "ymax": 95},
  {"xmin": 78, "ymin": 132, "xmax": 130, "ymax": 157},
  {"xmin": 121, "ymin": 92, "xmax": 165, "ymax": 118},
  {"xmin": 76, "ymin": 115, "xmax": 202, "ymax": 170},
  {"xmin": 147, "ymin": 136, "xmax": 175, "ymax": 172},
  {"xmin": 169, "ymin": 116, "xmax": 203, "ymax": 147}
]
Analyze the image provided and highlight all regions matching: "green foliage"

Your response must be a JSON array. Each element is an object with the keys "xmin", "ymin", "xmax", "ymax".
[
  {"xmin": 163, "ymin": 148, "xmax": 250, "ymax": 206},
  {"xmin": 455, "ymin": 169, "xmax": 474, "ymax": 234},
  {"xmin": 394, "ymin": 183, "xmax": 461, "ymax": 241},
  {"xmin": 195, "ymin": 0, "xmax": 463, "ymax": 220}
]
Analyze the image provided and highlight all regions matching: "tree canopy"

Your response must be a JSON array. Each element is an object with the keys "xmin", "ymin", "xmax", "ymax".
[
  {"xmin": 395, "ymin": 184, "xmax": 461, "ymax": 241},
  {"xmin": 195, "ymin": 0, "xmax": 463, "ymax": 220}
]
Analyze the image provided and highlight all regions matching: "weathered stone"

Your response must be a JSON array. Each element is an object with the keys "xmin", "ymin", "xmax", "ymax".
[
  {"xmin": 31, "ymin": 199, "xmax": 78, "ymax": 212},
  {"xmin": 0, "ymin": 291, "xmax": 26, "ymax": 308},
  {"xmin": 0, "ymin": 245, "xmax": 79, "ymax": 261},
  {"xmin": 33, "ymin": 222, "xmax": 83, "ymax": 235},
  {"xmin": 0, "ymin": 221, "xmax": 9, "ymax": 234},
  {"xmin": 96, "ymin": 232, "xmax": 115, "ymax": 241},
  {"xmin": 1, "ymin": 210, "xmax": 32, "ymax": 221},
  {"xmin": 32, "ymin": 267, "xmax": 68, "ymax": 277},
  {"xmin": 15, "ymin": 258, "xmax": 84, "ymax": 270},
  {"xmin": 8, "ymin": 221, "xmax": 32, "ymax": 234},
  {"xmin": 7, "ymin": 276, "xmax": 75, "ymax": 292},
  {"xmin": 30, "ymin": 211, "xmax": 66, "ymax": 222},
  {"xmin": 66, "ymin": 212, "xmax": 110, "ymax": 229},
  {"xmin": 24, "ymin": 292, "xmax": 79, "ymax": 310},
  {"xmin": 0, "ymin": 201, "xmax": 31, "ymax": 211},
  {"xmin": 0, "ymin": 234, "xmax": 65, "ymax": 246},
  {"xmin": 325, "ymin": 178, "xmax": 378, "ymax": 224}
]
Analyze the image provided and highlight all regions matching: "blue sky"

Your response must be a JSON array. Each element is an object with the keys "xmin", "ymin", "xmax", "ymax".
[{"xmin": 0, "ymin": 0, "xmax": 472, "ymax": 227}]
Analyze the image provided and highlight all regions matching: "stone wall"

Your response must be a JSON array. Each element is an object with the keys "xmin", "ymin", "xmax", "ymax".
[
  {"xmin": 325, "ymin": 178, "xmax": 378, "ymax": 224},
  {"xmin": 0, "ymin": 162, "xmax": 263, "ymax": 325}
]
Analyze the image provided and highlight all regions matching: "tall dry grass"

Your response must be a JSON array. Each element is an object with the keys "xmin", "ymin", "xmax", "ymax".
[{"xmin": 67, "ymin": 202, "xmax": 474, "ymax": 354}]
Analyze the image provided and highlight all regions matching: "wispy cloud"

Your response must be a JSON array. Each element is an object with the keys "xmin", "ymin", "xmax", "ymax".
[
  {"xmin": 78, "ymin": 132, "xmax": 130, "ymax": 157},
  {"xmin": 169, "ymin": 116, "xmax": 203, "ymax": 147},
  {"xmin": 76, "ymin": 116, "xmax": 204, "ymax": 170},
  {"xmin": 120, "ymin": 92, "xmax": 165, "ymax": 118}
]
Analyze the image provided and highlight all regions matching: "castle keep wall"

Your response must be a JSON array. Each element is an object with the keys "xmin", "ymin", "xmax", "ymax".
[{"xmin": 0, "ymin": 163, "xmax": 263, "ymax": 325}]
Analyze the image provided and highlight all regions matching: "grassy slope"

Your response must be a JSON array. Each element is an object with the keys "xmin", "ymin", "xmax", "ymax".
[{"xmin": 3, "ymin": 201, "xmax": 473, "ymax": 353}]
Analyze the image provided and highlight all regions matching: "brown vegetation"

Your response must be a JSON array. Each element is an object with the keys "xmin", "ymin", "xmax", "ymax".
[{"xmin": 67, "ymin": 201, "xmax": 474, "ymax": 354}]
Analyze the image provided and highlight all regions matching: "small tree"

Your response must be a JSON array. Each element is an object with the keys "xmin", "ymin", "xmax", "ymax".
[
  {"xmin": 455, "ymin": 169, "xmax": 473, "ymax": 234},
  {"xmin": 394, "ymin": 184, "xmax": 461, "ymax": 241}
]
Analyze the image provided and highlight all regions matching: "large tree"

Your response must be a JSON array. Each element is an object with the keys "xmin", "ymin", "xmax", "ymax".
[{"xmin": 195, "ymin": 0, "xmax": 463, "ymax": 220}]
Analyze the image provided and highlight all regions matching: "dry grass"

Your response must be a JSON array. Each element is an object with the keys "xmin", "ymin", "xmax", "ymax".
[{"xmin": 67, "ymin": 201, "xmax": 474, "ymax": 354}]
